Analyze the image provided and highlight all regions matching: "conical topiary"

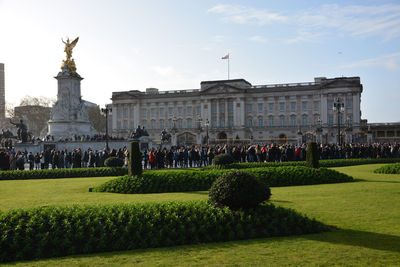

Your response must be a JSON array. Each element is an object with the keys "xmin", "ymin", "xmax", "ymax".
[
  {"xmin": 306, "ymin": 142, "xmax": 319, "ymax": 168},
  {"xmin": 128, "ymin": 141, "xmax": 142, "ymax": 176}
]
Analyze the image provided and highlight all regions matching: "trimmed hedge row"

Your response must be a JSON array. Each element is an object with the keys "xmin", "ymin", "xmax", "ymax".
[
  {"xmin": 0, "ymin": 202, "xmax": 328, "ymax": 263},
  {"xmin": 209, "ymin": 158, "xmax": 400, "ymax": 169},
  {"xmin": 374, "ymin": 163, "xmax": 400, "ymax": 174},
  {"xmin": 0, "ymin": 167, "xmax": 127, "ymax": 180},
  {"xmin": 93, "ymin": 166, "xmax": 353, "ymax": 194}
]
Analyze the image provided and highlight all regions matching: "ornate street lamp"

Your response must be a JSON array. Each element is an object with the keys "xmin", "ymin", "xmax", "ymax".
[
  {"xmin": 205, "ymin": 118, "xmax": 209, "ymax": 146},
  {"xmin": 101, "ymin": 106, "xmax": 112, "ymax": 151},
  {"xmin": 333, "ymin": 98, "xmax": 345, "ymax": 145}
]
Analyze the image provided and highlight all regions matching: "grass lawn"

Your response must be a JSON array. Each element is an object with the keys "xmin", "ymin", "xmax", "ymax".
[{"xmin": 1, "ymin": 164, "xmax": 400, "ymax": 266}]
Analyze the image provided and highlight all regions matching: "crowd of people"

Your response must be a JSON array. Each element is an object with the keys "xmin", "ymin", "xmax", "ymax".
[{"xmin": 0, "ymin": 142, "xmax": 399, "ymax": 171}]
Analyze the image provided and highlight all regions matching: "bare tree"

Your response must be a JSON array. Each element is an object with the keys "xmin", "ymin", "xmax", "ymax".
[
  {"xmin": 5, "ymin": 101, "xmax": 15, "ymax": 118},
  {"xmin": 87, "ymin": 106, "xmax": 106, "ymax": 133},
  {"xmin": 19, "ymin": 96, "xmax": 55, "ymax": 107}
]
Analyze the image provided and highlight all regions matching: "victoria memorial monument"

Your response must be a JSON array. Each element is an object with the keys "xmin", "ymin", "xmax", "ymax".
[{"xmin": 47, "ymin": 37, "xmax": 96, "ymax": 140}]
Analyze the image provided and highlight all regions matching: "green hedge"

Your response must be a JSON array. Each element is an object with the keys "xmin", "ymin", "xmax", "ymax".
[
  {"xmin": 0, "ymin": 167, "xmax": 127, "ymax": 180},
  {"xmin": 374, "ymin": 163, "xmax": 400, "ymax": 174},
  {"xmin": 94, "ymin": 166, "xmax": 353, "ymax": 194},
  {"xmin": 0, "ymin": 202, "xmax": 328, "ymax": 263},
  {"xmin": 209, "ymin": 158, "xmax": 400, "ymax": 169}
]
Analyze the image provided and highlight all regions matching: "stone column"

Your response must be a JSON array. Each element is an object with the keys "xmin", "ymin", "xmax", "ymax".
[
  {"xmin": 225, "ymin": 98, "xmax": 228, "ymax": 129},
  {"xmin": 233, "ymin": 99, "xmax": 237, "ymax": 127},
  {"xmin": 240, "ymin": 98, "xmax": 245, "ymax": 127},
  {"xmin": 320, "ymin": 94, "xmax": 328, "ymax": 124},
  {"xmin": 134, "ymin": 103, "xmax": 139, "ymax": 128},
  {"xmin": 353, "ymin": 93, "xmax": 360, "ymax": 125},
  {"xmin": 216, "ymin": 100, "xmax": 220, "ymax": 128}
]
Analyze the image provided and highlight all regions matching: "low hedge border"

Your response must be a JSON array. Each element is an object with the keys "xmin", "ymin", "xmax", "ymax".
[
  {"xmin": 208, "ymin": 158, "xmax": 400, "ymax": 169},
  {"xmin": 93, "ymin": 166, "xmax": 353, "ymax": 194},
  {"xmin": 0, "ymin": 167, "xmax": 127, "ymax": 180},
  {"xmin": 374, "ymin": 163, "xmax": 400, "ymax": 174},
  {"xmin": 0, "ymin": 201, "xmax": 329, "ymax": 263}
]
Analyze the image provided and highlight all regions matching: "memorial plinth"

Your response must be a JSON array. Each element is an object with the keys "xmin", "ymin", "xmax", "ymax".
[{"xmin": 48, "ymin": 66, "xmax": 95, "ymax": 140}]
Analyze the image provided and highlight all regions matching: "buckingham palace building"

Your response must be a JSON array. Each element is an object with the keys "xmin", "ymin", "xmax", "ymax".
[{"xmin": 110, "ymin": 76, "xmax": 363, "ymax": 146}]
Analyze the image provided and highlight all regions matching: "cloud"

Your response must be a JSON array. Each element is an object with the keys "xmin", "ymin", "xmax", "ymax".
[
  {"xmin": 342, "ymin": 52, "xmax": 400, "ymax": 70},
  {"xmin": 297, "ymin": 4, "xmax": 400, "ymax": 40},
  {"xmin": 208, "ymin": 4, "xmax": 287, "ymax": 25},
  {"xmin": 209, "ymin": 3, "xmax": 400, "ymax": 41},
  {"xmin": 285, "ymin": 30, "xmax": 325, "ymax": 44},
  {"xmin": 249, "ymin": 35, "xmax": 268, "ymax": 43}
]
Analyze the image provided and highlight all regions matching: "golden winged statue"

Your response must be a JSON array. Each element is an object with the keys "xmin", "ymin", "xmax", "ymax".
[{"xmin": 61, "ymin": 37, "xmax": 79, "ymax": 72}]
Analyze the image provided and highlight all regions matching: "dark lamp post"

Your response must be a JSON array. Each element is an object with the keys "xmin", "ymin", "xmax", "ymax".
[
  {"xmin": 101, "ymin": 106, "xmax": 112, "ymax": 151},
  {"xmin": 205, "ymin": 118, "xmax": 209, "ymax": 146},
  {"xmin": 333, "ymin": 98, "xmax": 345, "ymax": 145}
]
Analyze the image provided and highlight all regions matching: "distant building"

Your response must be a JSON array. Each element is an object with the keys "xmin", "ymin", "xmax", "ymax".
[
  {"xmin": 110, "ymin": 77, "xmax": 364, "ymax": 145},
  {"xmin": 0, "ymin": 63, "xmax": 5, "ymax": 121}
]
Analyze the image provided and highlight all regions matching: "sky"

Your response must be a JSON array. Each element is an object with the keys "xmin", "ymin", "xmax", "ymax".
[{"xmin": 0, "ymin": 0, "xmax": 399, "ymax": 123}]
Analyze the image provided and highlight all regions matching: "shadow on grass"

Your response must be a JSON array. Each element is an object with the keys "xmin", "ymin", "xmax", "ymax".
[
  {"xmin": 354, "ymin": 178, "xmax": 400, "ymax": 184},
  {"xmin": 305, "ymin": 229, "xmax": 400, "ymax": 253},
  {"xmin": 182, "ymin": 191, "xmax": 209, "ymax": 195}
]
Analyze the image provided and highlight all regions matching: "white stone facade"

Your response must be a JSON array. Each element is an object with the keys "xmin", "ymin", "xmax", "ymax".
[{"xmin": 110, "ymin": 77, "xmax": 363, "ymax": 145}]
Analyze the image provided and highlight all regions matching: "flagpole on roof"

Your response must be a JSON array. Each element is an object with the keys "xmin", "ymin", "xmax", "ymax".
[
  {"xmin": 228, "ymin": 54, "xmax": 230, "ymax": 80},
  {"xmin": 221, "ymin": 53, "xmax": 230, "ymax": 80}
]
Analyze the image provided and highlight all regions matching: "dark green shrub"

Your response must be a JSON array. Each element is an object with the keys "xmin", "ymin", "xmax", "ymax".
[
  {"xmin": 374, "ymin": 163, "xmax": 400, "ymax": 174},
  {"xmin": 104, "ymin": 157, "xmax": 124, "ymax": 167},
  {"xmin": 0, "ymin": 167, "xmax": 127, "ymax": 180},
  {"xmin": 306, "ymin": 142, "xmax": 319, "ymax": 168},
  {"xmin": 205, "ymin": 158, "xmax": 400, "ymax": 170},
  {"xmin": 128, "ymin": 141, "xmax": 142, "ymax": 176},
  {"xmin": 0, "ymin": 201, "xmax": 329, "ymax": 263},
  {"xmin": 213, "ymin": 153, "xmax": 235, "ymax": 167},
  {"xmin": 94, "ymin": 166, "xmax": 353, "ymax": 194},
  {"xmin": 209, "ymin": 170, "xmax": 271, "ymax": 210}
]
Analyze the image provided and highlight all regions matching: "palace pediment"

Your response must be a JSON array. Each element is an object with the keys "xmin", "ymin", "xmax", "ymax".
[{"xmin": 200, "ymin": 84, "xmax": 245, "ymax": 95}]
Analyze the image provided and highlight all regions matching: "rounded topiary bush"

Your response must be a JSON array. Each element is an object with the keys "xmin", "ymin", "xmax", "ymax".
[
  {"xmin": 104, "ymin": 156, "xmax": 124, "ymax": 167},
  {"xmin": 209, "ymin": 170, "xmax": 271, "ymax": 210},
  {"xmin": 212, "ymin": 153, "xmax": 235, "ymax": 166}
]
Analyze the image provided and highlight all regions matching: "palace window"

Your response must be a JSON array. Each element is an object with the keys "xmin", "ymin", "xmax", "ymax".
[
  {"xmin": 302, "ymin": 102, "xmax": 308, "ymax": 111},
  {"xmin": 187, "ymin": 119, "xmax": 192, "ymax": 129},
  {"xmin": 141, "ymin": 109, "xmax": 147, "ymax": 118},
  {"xmin": 279, "ymin": 103, "xmax": 285, "ymax": 112},
  {"xmin": 280, "ymin": 117, "xmax": 285, "ymax": 127},
  {"xmin": 269, "ymin": 103, "xmax": 274, "ymax": 112},
  {"xmin": 291, "ymin": 117, "xmax": 296, "ymax": 127},
  {"xmin": 328, "ymin": 101, "xmax": 333, "ymax": 110},
  {"xmin": 151, "ymin": 108, "xmax": 155, "ymax": 117},
  {"xmin": 347, "ymin": 100, "xmax": 353, "ymax": 108},
  {"xmin": 178, "ymin": 107, "xmax": 183, "ymax": 116},
  {"xmin": 159, "ymin": 108, "xmax": 164, "ymax": 117},
  {"xmin": 160, "ymin": 120, "xmax": 165, "ymax": 129},
  {"xmin": 168, "ymin": 107, "xmax": 173, "ymax": 116},
  {"xmin": 248, "ymin": 119, "xmax": 253, "ymax": 127},
  {"xmin": 258, "ymin": 103, "xmax": 263, "ymax": 112},
  {"xmin": 187, "ymin": 106, "xmax": 192, "ymax": 114},
  {"xmin": 302, "ymin": 117, "xmax": 307, "ymax": 126},
  {"xmin": 247, "ymin": 104, "xmax": 252, "ymax": 113},
  {"xmin": 291, "ymin": 102, "xmax": 296, "ymax": 112},
  {"xmin": 258, "ymin": 119, "xmax": 263, "ymax": 127}
]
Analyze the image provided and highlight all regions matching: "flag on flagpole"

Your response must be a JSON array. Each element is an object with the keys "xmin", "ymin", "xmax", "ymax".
[{"xmin": 221, "ymin": 54, "xmax": 229, "ymax": 59}]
